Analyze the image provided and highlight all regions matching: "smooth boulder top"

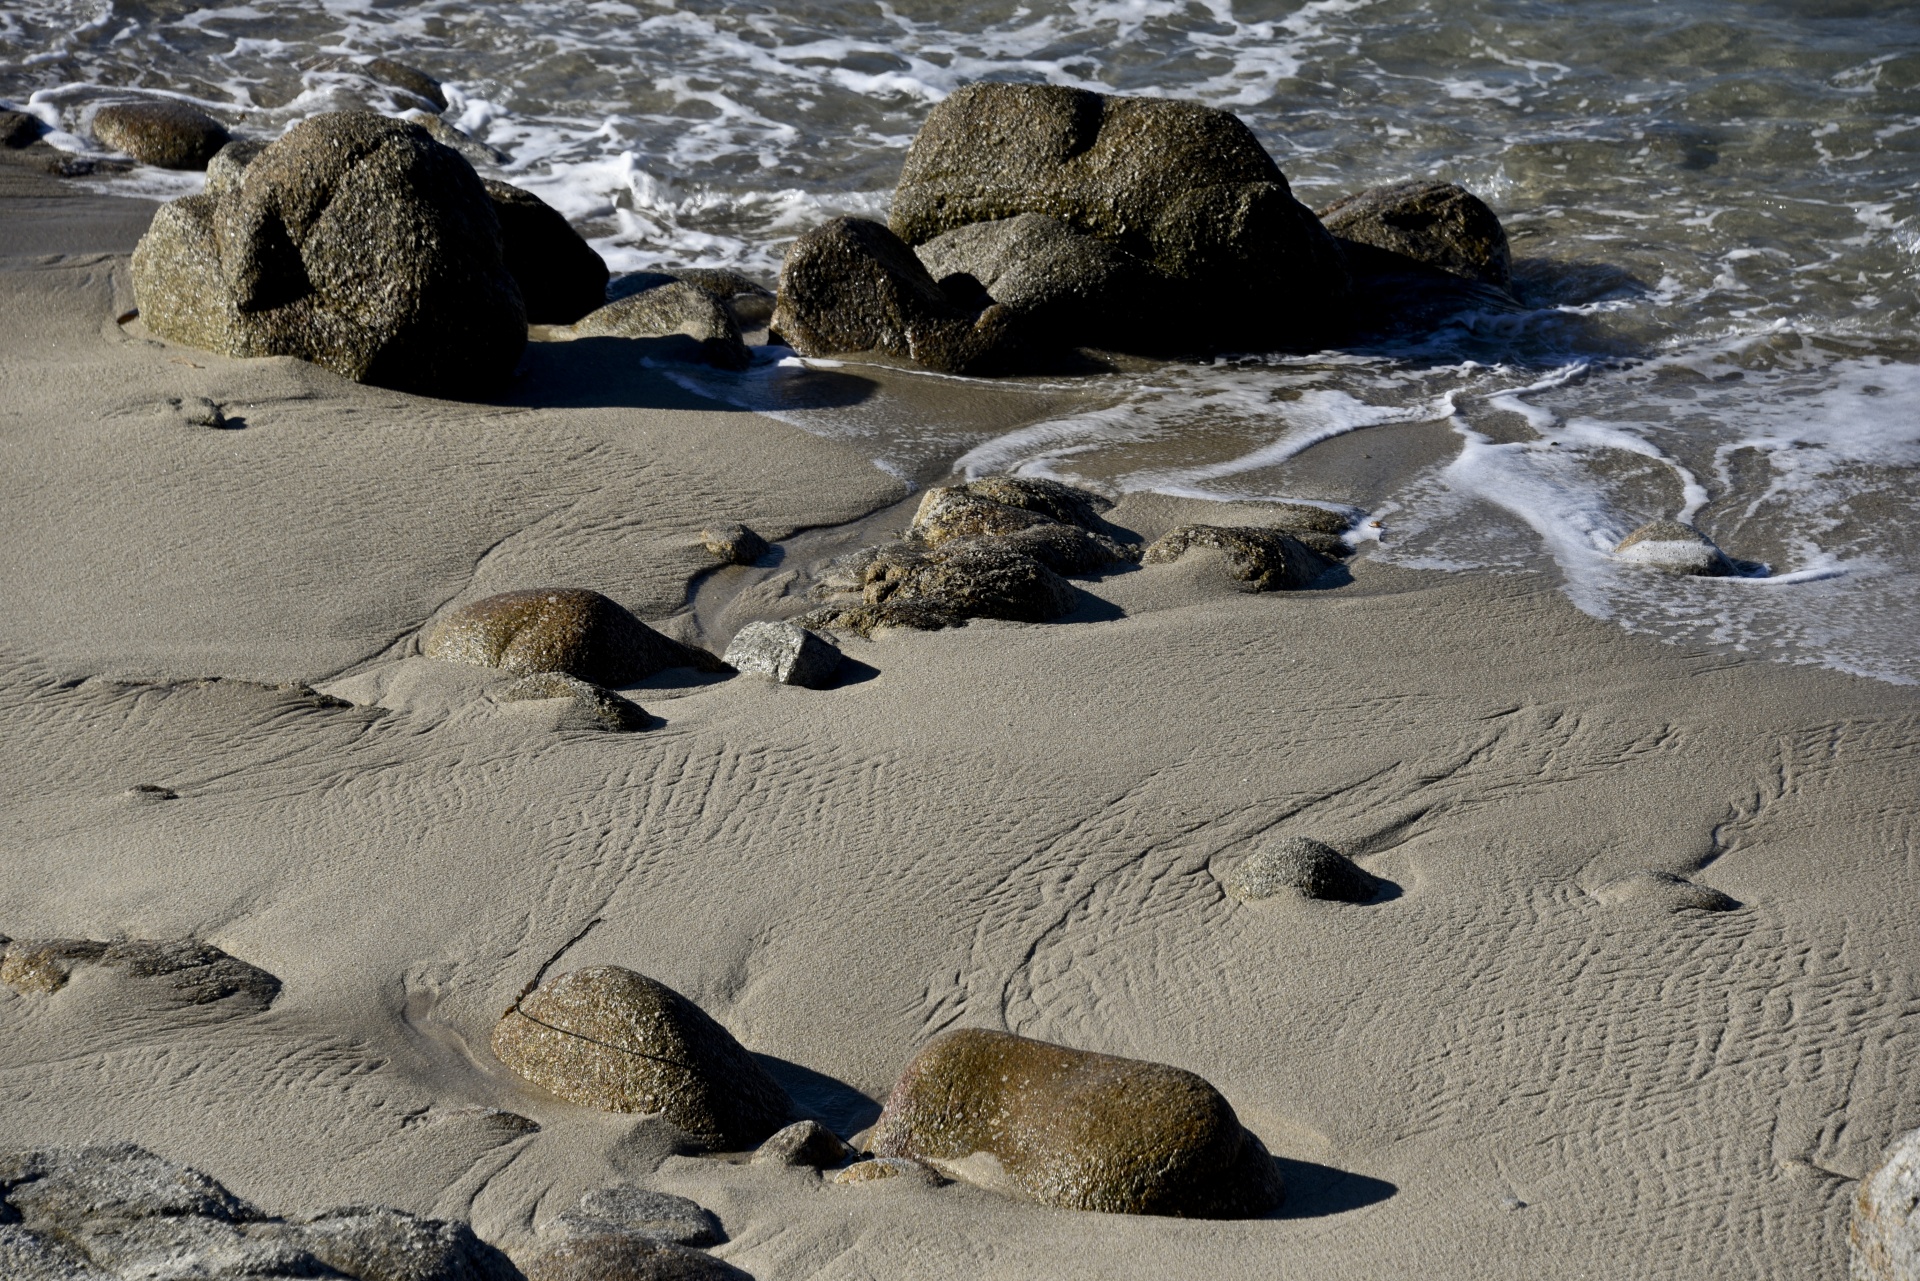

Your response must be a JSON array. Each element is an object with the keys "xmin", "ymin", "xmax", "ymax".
[
  {"xmin": 1224, "ymin": 836, "xmax": 1380, "ymax": 904},
  {"xmin": 491, "ymin": 965, "xmax": 795, "ymax": 1150},
  {"xmin": 424, "ymin": 588, "xmax": 728, "ymax": 686},
  {"xmin": 482, "ymin": 178, "xmax": 609, "ymax": 324},
  {"xmin": 1319, "ymin": 179, "xmax": 1514, "ymax": 294},
  {"xmin": 1612, "ymin": 519, "xmax": 1738, "ymax": 576},
  {"xmin": 545, "ymin": 1185, "xmax": 723, "ymax": 1247},
  {"xmin": 1854, "ymin": 1127, "xmax": 1920, "ymax": 1281},
  {"xmin": 496, "ymin": 671, "xmax": 651, "ymax": 733},
  {"xmin": 92, "ymin": 99, "xmax": 231, "ymax": 170},
  {"xmin": 870, "ymin": 1028, "xmax": 1284, "ymax": 1217}
]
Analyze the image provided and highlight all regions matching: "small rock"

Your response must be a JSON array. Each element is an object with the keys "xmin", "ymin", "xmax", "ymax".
[
  {"xmin": 1854, "ymin": 1128, "xmax": 1920, "ymax": 1281},
  {"xmin": 0, "ymin": 937, "xmax": 280, "ymax": 1008},
  {"xmin": 672, "ymin": 269, "xmax": 777, "ymax": 328},
  {"xmin": 364, "ymin": 57, "xmax": 448, "ymax": 111},
  {"xmin": 1319, "ymin": 179, "xmax": 1514, "ymax": 293},
  {"xmin": 498, "ymin": 672, "xmax": 650, "ymax": 732},
  {"xmin": 1612, "ymin": 520, "xmax": 1736, "ymax": 577},
  {"xmin": 911, "ymin": 480, "xmax": 1136, "ymax": 574},
  {"xmin": 831, "ymin": 1157, "xmax": 944, "ymax": 1187},
  {"xmin": 752, "ymin": 1120, "xmax": 854, "ymax": 1169},
  {"xmin": 700, "ymin": 522, "xmax": 770, "ymax": 566},
  {"xmin": 520, "ymin": 1232, "xmax": 750, "ymax": 1281},
  {"xmin": 482, "ymin": 179, "xmax": 608, "ymax": 324},
  {"xmin": 491, "ymin": 966, "xmax": 795, "ymax": 1149},
  {"xmin": 546, "ymin": 1186, "xmax": 722, "ymax": 1247},
  {"xmin": 1224, "ymin": 837, "xmax": 1379, "ymax": 904},
  {"xmin": 1142, "ymin": 524, "xmax": 1336, "ymax": 591},
  {"xmin": 91, "ymin": 100, "xmax": 230, "ymax": 170},
  {"xmin": 721, "ymin": 623, "xmax": 841, "ymax": 690},
  {"xmin": 122, "ymin": 783, "xmax": 178, "ymax": 802},
  {"xmin": 402, "ymin": 109, "xmax": 508, "ymax": 167},
  {"xmin": 425, "ymin": 588, "xmax": 728, "ymax": 686},
  {"xmin": 0, "ymin": 110, "xmax": 47, "ymax": 149},
  {"xmin": 1592, "ymin": 870, "xmax": 1737, "ymax": 913},
  {"xmin": 159, "ymin": 394, "xmax": 226, "ymax": 428},
  {"xmin": 869, "ymin": 1028, "xmax": 1284, "ymax": 1216},
  {"xmin": 572, "ymin": 281, "xmax": 750, "ymax": 370},
  {"xmin": 202, "ymin": 138, "xmax": 264, "ymax": 197}
]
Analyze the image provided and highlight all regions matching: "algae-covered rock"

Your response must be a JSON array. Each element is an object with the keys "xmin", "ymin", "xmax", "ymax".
[
  {"xmin": 1612, "ymin": 519, "xmax": 1736, "ymax": 576},
  {"xmin": 0, "ymin": 936, "xmax": 280, "ymax": 1008},
  {"xmin": 497, "ymin": 672, "xmax": 650, "ymax": 732},
  {"xmin": 483, "ymin": 179, "xmax": 609, "ymax": 324},
  {"xmin": 0, "ymin": 110, "xmax": 46, "ymax": 150},
  {"xmin": 573, "ymin": 280, "xmax": 750, "ymax": 370},
  {"xmin": 722, "ymin": 622, "xmax": 841, "ymax": 689},
  {"xmin": 870, "ymin": 1028, "xmax": 1283, "ymax": 1217},
  {"xmin": 1143, "ymin": 524, "xmax": 1336, "ymax": 591},
  {"xmin": 492, "ymin": 965, "xmax": 794, "ymax": 1149},
  {"xmin": 425, "ymin": 588, "xmax": 727, "ymax": 685},
  {"xmin": 92, "ymin": 100, "xmax": 230, "ymax": 170},
  {"xmin": 1225, "ymin": 837, "xmax": 1379, "ymax": 904},
  {"xmin": 1319, "ymin": 179, "xmax": 1513, "ymax": 292}
]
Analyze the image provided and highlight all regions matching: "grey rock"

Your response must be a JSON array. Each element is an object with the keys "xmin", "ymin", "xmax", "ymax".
[
  {"xmin": 481, "ymin": 179, "xmax": 607, "ymax": 324},
  {"xmin": 1855, "ymin": 1127, "xmax": 1920, "ymax": 1281},
  {"xmin": 1225, "ymin": 837, "xmax": 1379, "ymax": 904},
  {"xmin": 365, "ymin": 58, "xmax": 448, "ymax": 112},
  {"xmin": 752, "ymin": 1120, "xmax": 853, "ymax": 1169},
  {"xmin": 0, "ymin": 1224, "xmax": 110, "ymax": 1281},
  {"xmin": 424, "ymin": 588, "xmax": 728, "ymax": 685},
  {"xmin": 699, "ymin": 522, "xmax": 769, "ymax": 566},
  {"xmin": 519, "ymin": 1232, "xmax": 750, "ymax": 1281},
  {"xmin": 1612, "ymin": 520, "xmax": 1736, "ymax": 577},
  {"xmin": 401, "ymin": 110, "xmax": 508, "ymax": 168},
  {"xmin": 92, "ymin": 100, "xmax": 230, "ymax": 170},
  {"xmin": 547, "ymin": 1187, "xmax": 721, "ymax": 1247},
  {"xmin": 1142, "ymin": 525, "xmax": 1336, "ymax": 591},
  {"xmin": 573, "ymin": 281, "xmax": 750, "ymax": 370},
  {"xmin": 497, "ymin": 672, "xmax": 650, "ymax": 733},
  {"xmin": 0, "ymin": 1143, "xmax": 259, "ymax": 1224},
  {"xmin": 1592, "ymin": 870, "xmax": 1738, "ymax": 913},
  {"xmin": 203, "ymin": 139, "xmax": 264, "ymax": 198},
  {"xmin": 1319, "ymin": 179, "xmax": 1513, "ymax": 292},
  {"xmin": 268, "ymin": 1205, "xmax": 519, "ymax": 1281},
  {"xmin": 0, "ymin": 937, "xmax": 281, "ymax": 1008},
  {"xmin": 131, "ymin": 111, "xmax": 525, "ymax": 397},
  {"xmin": 671, "ymin": 269, "xmax": 776, "ymax": 328},
  {"xmin": 722, "ymin": 622, "xmax": 841, "ymax": 689}
]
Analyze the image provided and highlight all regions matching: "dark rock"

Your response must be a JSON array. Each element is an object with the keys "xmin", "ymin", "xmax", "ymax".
[
  {"xmin": 365, "ymin": 57, "xmax": 449, "ymax": 111},
  {"xmin": 1592, "ymin": 870, "xmax": 1738, "ymax": 913},
  {"xmin": 131, "ymin": 111, "xmax": 525, "ymax": 396},
  {"xmin": 770, "ymin": 217, "xmax": 1015, "ymax": 373},
  {"xmin": 91, "ymin": 100, "xmax": 230, "ymax": 170},
  {"xmin": 483, "ymin": 179, "xmax": 608, "ymax": 324},
  {"xmin": 158, "ymin": 394, "xmax": 226, "ymax": 428},
  {"xmin": 520, "ymin": 1232, "xmax": 751, "ymax": 1281},
  {"xmin": 403, "ymin": 110, "xmax": 508, "ymax": 168},
  {"xmin": 1336, "ymin": 237, "xmax": 1526, "ymax": 337},
  {"xmin": 425, "ymin": 588, "xmax": 727, "ymax": 685},
  {"xmin": 870, "ymin": 1028, "xmax": 1284, "ymax": 1217},
  {"xmin": 1224, "ymin": 837, "xmax": 1378, "ymax": 904},
  {"xmin": 1612, "ymin": 519, "xmax": 1736, "ymax": 576},
  {"xmin": 0, "ymin": 937, "xmax": 280, "ymax": 1009},
  {"xmin": 672, "ymin": 269, "xmax": 776, "ymax": 328},
  {"xmin": 752, "ymin": 1120, "xmax": 853, "ymax": 1169},
  {"xmin": 721, "ymin": 622, "xmax": 841, "ymax": 689},
  {"xmin": 700, "ymin": 522, "xmax": 769, "ymax": 566},
  {"xmin": 546, "ymin": 1187, "xmax": 722, "ymax": 1247},
  {"xmin": 0, "ymin": 109, "xmax": 47, "ymax": 149},
  {"xmin": 203, "ymin": 138, "xmax": 264, "ymax": 198},
  {"xmin": 491, "ymin": 965, "xmax": 795, "ymax": 1149},
  {"xmin": 498, "ymin": 672, "xmax": 650, "ymax": 732},
  {"xmin": 1142, "ymin": 524, "xmax": 1335, "ymax": 591},
  {"xmin": 1854, "ymin": 1128, "xmax": 1920, "ymax": 1281},
  {"xmin": 1319, "ymin": 179, "xmax": 1513, "ymax": 293},
  {"xmin": 573, "ymin": 281, "xmax": 750, "ymax": 370}
]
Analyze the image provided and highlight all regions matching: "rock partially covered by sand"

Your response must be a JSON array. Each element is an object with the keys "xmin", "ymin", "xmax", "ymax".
[
  {"xmin": 911, "ymin": 479, "xmax": 1136, "ymax": 575},
  {"xmin": 812, "ymin": 540, "xmax": 1079, "ymax": 636},
  {"xmin": 0, "ymin": 936, "xmax": 280, "ymax": 1009},
  {"xmin": 545, "ymin": 1186, "xmax": 723, "ymax": 1246},
  {"xmin": 1319, "ymin": 180, "xmax": 1514, "ymax": 293},
  {"xmin": 498, "ymin": 672, "xmax": 650, "ymax": 732},
  {"xmin": 1143, "ymin": 524, "xmax": 1337, "ymax": 591},
  {"xmin": 425, "ymin": 588, "xmax": 727, "ymax": 685},
  {"xmin": 1613, "ymin": 520, "xmax": 1736, "ymax": 576},
  {"xmin": 753, "ymin": 1120, "xmax": 854, "ymax": 1169},
  {"xmin": 1855, "ymin": 1128, "xmax": 1920, "ymax": 1281},
  {"xmin": 573, "ymin": 280, "xmax": 750, "ymax": 370},
  {"xmin": 723, "ymin": 622, "xmax": 842, "ymax": 689},
  {"xmin": 92, "ymin": 100, "xmax": 231, "ymax": 170},
  {"xmin": 870, "ymin": 1028, "xmax": 1283, "ymax": 1217},
  {"xmin": 483, "ymin": 179, "xmax": 609, "ymax": 324},
  {"xmin": 1225, "ymin": 837, "xmax": 1379, "ymax": 904},
  {"xmin": 131, "ymin": 111, "xmax": 525, "ymax": 396},
  {"xmin": 770, "ymin": 216, "xmax": 1015, "ymax": 374},
  {"xmin": 1593, "ymin": 869, "xmax": 1738, "ymax": 913},
  {"xmin": 520, "ymin": 1232, "xmax": 750, "ymax": 1281},
  {"xmin": 492, "ymin": 965, "xmax": 794, "ymax": 1149}
]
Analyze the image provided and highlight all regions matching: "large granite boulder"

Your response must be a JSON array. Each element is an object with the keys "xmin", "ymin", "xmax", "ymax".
[
  {"xmin": 92, "ymin": 100, "xmax": 230, "ymax": 170},
  {"xmin": 1855, "ymin": 1128, "xmax": 1920, "ymax": 1280},
  {"xmin": 424, "ymin": 588, "xmax": 727, "ymax": 685},
  {"xmin": 1143, "ymin": 524, "xmax": 1337, "ymax": 591},
  {"xmin": 492, "ymin": 966, "xmax": 795, "ymax": 1149},
  {"xmin": 131, "ymin": 110, "xmax": 526, "ymax": 396},
  {"xmin": 870, "ymin": 1029, "xmax": 1284, "ymax": 1217},
  {"xmin": 1319, "ymin": 179, "xmax": 1513, "ymax": 293},
  {"xmin": 483, "ymin": 179, "xmax": 608, "ymax": 324}
]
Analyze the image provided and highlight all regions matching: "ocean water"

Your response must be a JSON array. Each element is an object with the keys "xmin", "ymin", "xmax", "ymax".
[{"xmin": 4, "ymin": 0, "xmax": 1918, "ymax": 680}]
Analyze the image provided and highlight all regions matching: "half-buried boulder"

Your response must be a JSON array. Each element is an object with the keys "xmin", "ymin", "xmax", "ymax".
[
  {"xmin": 800, "ymin": 540, "xmax": 1078, "ymax": 637},
  {"xmin": 1612, "ymin": 519, "xmax": 1736, "ymax": 577},
  {"xmin": 0, "ymin": 936, "xmax": 280, "ymax": 1009},
  {"xmin": 519, "ymin": 1233, "xmax": 750, "ymax": 1281},
  {"xmin": 1143, "ymin": 524, "xmax": 1337, "ymax": 591},
  {"xmin": 492, "ymin": 966, "xmax": 795, "ymax": 1150},
  {"xmin": 1224, "ymin": 837, "xmax": 1379, "ymax": 904},
  {"xmin": 910, "ymin": 478, "xmax": 1137, "ymax": 575},
  {"xmin": 869, "ymin": 1028, "xmax": 1284, "ymax": 1217},
  {"xmin": 130, "ymin": 110, "xmax": 525, "ymax": 396},
  {"xmin": 92, "ymin": 100, "xmax": 230, "ymax": 170},
  {"xmin": 424, "ymin": 588, "xmax": 728, "ymax": 685},
  {"xmin": 497, "ymin": 672, "xmax": 651, "ymax": 732},
  {"xmin": 483, "ymin": 179, "xmax": 609, "ymax": 324}
]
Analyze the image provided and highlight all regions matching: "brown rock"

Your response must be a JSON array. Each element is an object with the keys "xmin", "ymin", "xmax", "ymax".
[
  {"xmin": 751, "ymin": 1120, "xmax": 853, "ymax": 1169},
  {"xmin": 491, "ymin": 966, "xmax": 793, "ymax": 1149},
  {"xmin": 699, "ymin": 523, "xmax": 769, "ymax": 566},
  {"xmin": 910, "ymin": 480, "xmax": 1135, "ymax": 575},
  {"xmin": 672, "ymin": 269, "xmax": 776, "ymax": 329},
  {"xmin": 92, "ymin": 101, "xmax": 230, "ymax": 170},
  {"xmin": 483, "ymin": 179, "xmax": 608, "ymax": 324},
  {"xmin": 1142, "ymin": 524, "xmax": 1336, "ymax": 591},
  {"xmin": 1319, "ymin": 179, "xmax": 1513, "ymax": 293},
  {"xmin": 831, "ymin": 1157, "xmax": 943, "ymax": 1187},
  {"xmin": 424, "ymin": 589, "xmax": 727, "ymax": 685},
  {"xmin": 870, "ymin": 1029, "xmax": 1283, "ymax": 1217}
]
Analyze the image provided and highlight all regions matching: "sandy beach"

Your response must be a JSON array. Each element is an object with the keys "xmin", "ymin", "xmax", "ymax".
[{"xmin": 3, "ymin": 156, "xmax": 1918, "ymax": 1278}]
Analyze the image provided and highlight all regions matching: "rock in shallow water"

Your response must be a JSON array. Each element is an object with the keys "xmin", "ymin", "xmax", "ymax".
[
  {"xmin": 1855, "ymin": 1128, "xmax": 1920, "ymax": 1281},
  {"xmin": 92, "ymin": 100, "xmax": 230, "ymax": 170},
  {"xmin": 492, "ymin": 965, "xmax": 794, "ymax": 1149},
  {"xmin": 425, "ymin": 588, "xmax": 727, "ymax": 685},
  {"xmin": 722, "ymin": 622, "xmax": 841, "ymax": 689},
  {"xmin": 573, "ymin": 280, "xmax": 750, "ymax": 370},
  {"xmin": 1225, "ymin": 837, "xmax": 1379, "ymax": 904},
  {"xmin": 870, "ymin": 1029, "xmax": 1283, "ymax": 1217},
  {"xmin": 1143, "ymin": 524, "xmax": 1337, "ymax": 591},
  {"xmin": 1612, "ymin": 519, "xmax": 1737, "ymax": 576},
  {"xmin": 1319, "ymin": 179, "xmax": 1514, "ymax": 293}
]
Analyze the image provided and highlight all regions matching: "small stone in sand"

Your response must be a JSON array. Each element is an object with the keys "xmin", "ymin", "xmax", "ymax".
[
  {"xmin": 752, "ymin": 1120, "xmax": 854, "ymax": 1169},
  {"xmin": 1613, "ymin": 520, "xmax": 1737, "ymax": 576},
  {"xmin": 832, "ymin": 1157, "xmax": 944, "ymax": 1187},
  {"xmin": 519, "ymin": 1232, "xmax": 750, "ymax": 1281},
  {"xmin": 1225, "ymin": 837, "xmax": 1380, "ymax": 904},
  {"xmin": 700, "ymin": 523, "xmax": 770, "ymax": 566},
  {"xmin": 547, "ymin": 1186, "xmax": 722, "ymax": 1247},
  {"xmin": 722, "ymin": 622, "xmax": 841, "ymax": 689},
  {"xmin": 425, "ymin": 588, "xmax": 728, "ymax": 686},
  {"xmin": 123, "ymin": 783, "xmax": 178, "ymax": 802},
  {"xmin": 92, "ymin": 100, "xmax": 230, "ymax": 170},
  {"xmin": 1854, "ymin": 1127, "xmax": 1920, "ymax": 1281},
  {"xmin": 1143, "ymin": 524, "xmax": 1336, "ymax": 592},
  {"xmin": 498, "ymin": 672, "xmax": 650, "ymax": 732}
]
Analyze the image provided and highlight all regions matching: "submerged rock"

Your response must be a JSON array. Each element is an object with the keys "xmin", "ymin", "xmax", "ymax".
[
  {"xmin": 1224, "ymin": 837, "xmax": 1379, "ymax": 904},
  {"xmin": 492, "ymin": 965, "xmax": 794, "ymax": 1149},
  {"xmin": 520, "ymin": 1232, "xmax": 750, "ymax": 1281},
  {"xmin": 425, "ymin": 588, "xmax": 727, "ymax": 685},
  {"xmin": 573, "ymin": 280, "xmax": 750, "ymax": 370},
  {"xmin": 1612, "ymin": 520, "xmax": 1737, "ymax": 576},
  {"xmin": 752, "ymin": 1120, "xmax": 854, "ymax": 1169},
  {"xmin": 0, "ymin": 936, "xmax": 280, "ymax": 1008},
  {"xmin": 545, "ymin": 1186, "xmax": 723, "ymax": 1247},
  {"xmin": 130, "ymin": 111, "xmax": 525, "ymax": 396},
  {"xmin": 483, "ymin": 178, "xmax": 608, "ymax": 324},
  {"xmin": 1320, "ymin": 179, "xmax": 1514, "ymax": 293},
  {"xmin": 92, "ymin": 100, "xmax": 230, "ymax": 170},
  {"xmin": 498, "ymin": 672, "xmax": 650, "ymax": 732},
  {"xmin": 722, "ymin": 622, "xmax": 842, "ymax": 689},
  {"xmin": 1855, "ymin": 1128, "xmax": 1920, "ymax": 1281},
  {"xmin": 1143, "ymin": 524, "xmax": 1337, "ymax": 591},
  {"xmin": 870, "ymin": 1028, "xmax": 1284, "ymax": 1217}
]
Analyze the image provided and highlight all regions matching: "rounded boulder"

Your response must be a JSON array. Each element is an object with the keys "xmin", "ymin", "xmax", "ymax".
[
  {"xmin": 92, "ymin": 100, "xmax": 230, "ymax": 170},
  {"xmin": 424, "ymin": 588, "xmax": 727, "ymax": 685}
]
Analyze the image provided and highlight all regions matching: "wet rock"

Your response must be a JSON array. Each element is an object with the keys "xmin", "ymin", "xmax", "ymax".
[
  {"xmin": 520, "ymin": 1232, "xmax": 750, "ymax": 1281},
  {"xmin": 546, "ymin": 1186, "xmax": 722, "ymax": 1247},
  {"xmin": 203, "ymin": 138, "xmax": 264, "ymax": 197},
  {"xmin": 573, "ymin": 281, "xmax": 750, "ymax": 370},
  {"xmin": 863, "ymin": 540, "xmax": 1078, "ymax": 624},
  {"xmin": 92, "ymin": 100, "xmax": 230, "ymax": 170},
  {"xmin": 1593, "ymin": 870, "xmax": 1738, "ymax": 913},
  {"xmin": 752, "ymin": 1120, "xmax": 854, "ymax": 1169},
  {"xmin": 1224, "ymin": 837, "xmax": 1379, "ymax": 904},
  {"xmin": 403, "ymin": 109, "xmax": 509, "ymax": 168},
  {"xmin": 1142, "ymin": 524, "xmax": 1336, "ymax": 591},
  {"xmin": 365, "ymin": 57, "xmax": 448, "ymax": 111},
  {"xmin": 672, "ymin": 269, "xmax": 777, "ymax": 329},
  {"xmin": 1854, "ymin": 1128, "xmax": 1920, "ymax": 1281},
  {"xmin": 491, "ymin": 965, "xmax": 795, "ymax": 1149},
  {"xmin": 1319, "ymin": 179, "xmax": 1514, "ymax": 292},
  {"xmin": 770, "ymin": 216, "xmax": 1016, "ymax": 374},
  {"xmin": 481, "ymin": 179, "xmax": 608, "ymax": 324},
  {"xmin": 498, "ymin": 672, "xmax": 650, "ymax": 732},
  {"xmin": 700, "ymin": 522, "xmax": 770, "ymax": 566},
  {"xmin": 0, "ymin": 937, "xmax": 280, "ymax": 1008},
  {"xmin": 425, "ymin": 588, "xmax": 728, "ymax": 685},
  {"xmin": 911, "ymin": 479, "xmax": 1136, "ymax": 574},
  {"xmin": 0, "ymin": 109, "xmax": 47, "ymax": 149},
  {"xmin": 1612, "ymin": 519, "xmax": 1736, "ymax": 576},
  {"xmin": 131, "ymin": 111, "xmax": 525, "ymax": 396},
  {"xmin": 722, "ymin": 622, "xmax": 841, "ymax": 689},
  {"xmin": 831, "ymin": 1157, "xmax": 943, "ymax": 1187},
  {"xmin": 870, "ymin": 1028, "xmax": 1284, "ymax": 1217}
]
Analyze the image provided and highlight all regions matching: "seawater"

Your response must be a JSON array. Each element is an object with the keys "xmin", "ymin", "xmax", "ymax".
[{"xmin": 4, "ymin": 1, "xmax": 1918, "ymax": 680}]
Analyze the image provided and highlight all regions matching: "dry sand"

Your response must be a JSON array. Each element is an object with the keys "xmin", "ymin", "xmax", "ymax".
[{"xmin": 3, "ymin": 164, "xmax": 1918, "ymax": 1279}]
